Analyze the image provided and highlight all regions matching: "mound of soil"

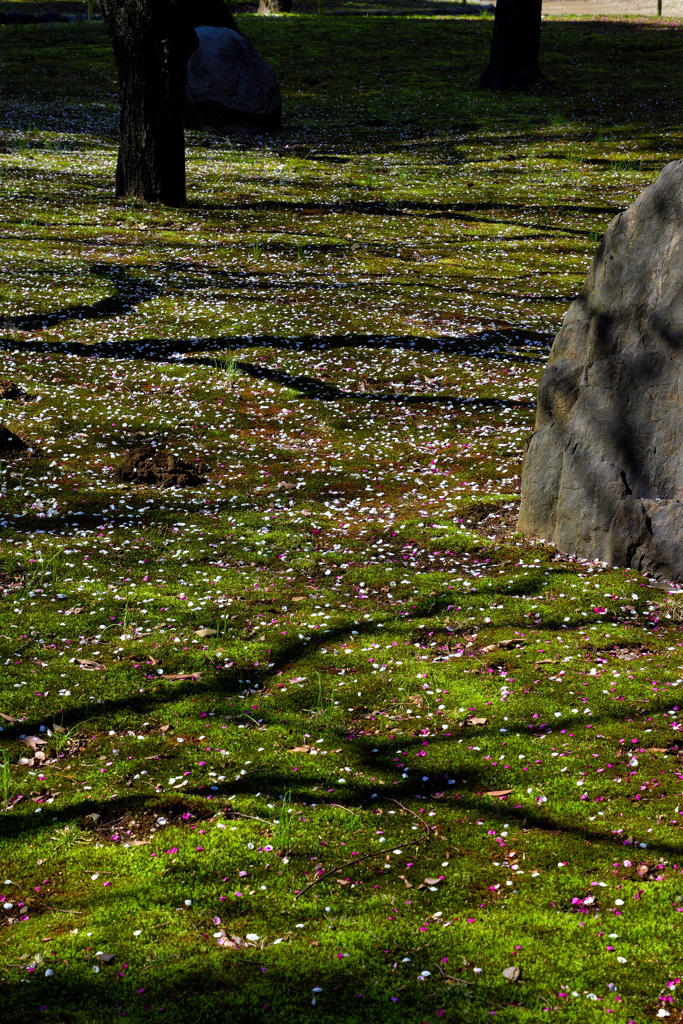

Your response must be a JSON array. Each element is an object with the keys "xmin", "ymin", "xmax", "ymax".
[
  {"xmin": 115, "ymin": 445, "xmax": 207, "ymax": 488},
  {"xmin": 0, "ymin": 380, "xmax": 25, "ymax": 400},
  {"xmin": 0, "ymin": 425, "xmax": 30, "ymax": 456}
]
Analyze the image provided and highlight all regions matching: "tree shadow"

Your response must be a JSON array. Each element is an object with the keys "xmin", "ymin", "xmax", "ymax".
[{"xmin": 0, "ymin": 264, "xmax": 163, "ymax": 331}]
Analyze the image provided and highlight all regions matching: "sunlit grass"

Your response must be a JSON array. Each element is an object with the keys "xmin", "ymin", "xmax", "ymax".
[{"xmin": 0, "ymin": 11, "xmax": 682, "ymax": 1024}]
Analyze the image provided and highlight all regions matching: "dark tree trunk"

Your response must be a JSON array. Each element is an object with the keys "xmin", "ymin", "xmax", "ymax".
[
  {"xmin": 99, "ymin": 0, "xmax": 198, "ymax": 205},
  {"xmin": 258, "ymin": 0, "xmax": 293, "ymax": 13},
  {"xmin": 180, "ymin": 0, "xmax": 241, "ymax": 33},
  {"xmin": 479, "ymin": 0, "xmax": 546, "ymax": 91}
]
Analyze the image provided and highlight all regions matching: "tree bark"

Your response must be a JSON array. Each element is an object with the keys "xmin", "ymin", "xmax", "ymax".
[
  {"xmin": 479, "ymin": 0, "xmax": 547, "ymax": 91},
  {"xmin": 181, "ymin": 0, "xmax": 241, "ymax": 32},
  {"xmin": 258, "ymin": 0, "xmax": 293, "ymax": 14},
  {"xmin": 99, "ymin": 0, "xmax": 198, "ymax": 205}
]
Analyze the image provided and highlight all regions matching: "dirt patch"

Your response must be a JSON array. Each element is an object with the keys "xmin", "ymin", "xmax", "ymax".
[
  {"xmin": 0, "ymin": 424, "xmax": 36, "ymax": 457},
  {"xmin": 115, "ymin": 445, "xmax": 207, "ymax": 488},
  {"xmin": 0, "ymin": 380, "xmax": 26, "ymax": 400}
]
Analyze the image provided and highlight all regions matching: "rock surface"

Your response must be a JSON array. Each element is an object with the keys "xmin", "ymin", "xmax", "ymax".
[
  {"xmin": 185, "ymin": 26, "xmax": 281, "ymax": 133},
  {"xmin": 519, "ymin": 159, "xmax": 683, "ymax": 581},
  {"xmin": 116, "ymin": 446, "xmax": 206, "ymax": 488}
]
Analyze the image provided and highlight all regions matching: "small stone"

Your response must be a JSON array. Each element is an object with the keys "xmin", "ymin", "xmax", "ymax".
[{"xmin": 502, "ymin": 965, "xmax": 521, "ymax": 983}]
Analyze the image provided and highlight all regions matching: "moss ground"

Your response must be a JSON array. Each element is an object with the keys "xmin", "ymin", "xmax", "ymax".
[{"xmin": 1, "ymin": 12, "xmax": 683, "ymax": 1024}]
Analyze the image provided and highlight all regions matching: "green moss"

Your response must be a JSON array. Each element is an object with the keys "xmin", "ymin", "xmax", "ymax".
[{"xmin": 0, "ymin": 12, "xmax": 682, "ymax": 1024}]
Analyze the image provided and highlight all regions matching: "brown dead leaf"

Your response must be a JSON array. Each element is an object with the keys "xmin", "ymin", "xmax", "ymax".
[
  {"xmin": 423, "ymin": 877, "xmax": 443, "ymax": 886},
  {"xmin": 63, "ymin": 607, "xmax": 83, "ymax": 617},
  {"xmin": 335, "ymin": 878, "xmax": 352, "ymax": 886},
  {"xmin": 398, "ymin": 874, "xmax": 413, "ymax": 889},
  {"xmin": 465, "ymin": 716, "xmax": 487, "ymax": 726},
  {"xmin": 96, "ymin": 952, "xmax": 116, "ymax": 964},
  {"xmin": 194, "ymin": 628, "xmax": 217, "ymax": 638},
  {"xmin": 75, "ymin": 658, "xmax": 106, "ymax": 671},
  {"xmin": 289, "ymin": 745, "xmax": 312, "ymax": 754},
  {"xmin": 163, "ymin": 672, "xmax": 202, "ymax": 681},
  {"xmin": 292, "ymin": 596, "xmax": 306, "ymax": 602},
  {"xmin": 0, "ymin": 712, "xmax": 18, "ymax": 723},
  {"xmin": 21, "ymin": 735, "xmax": 47, "ymax": 751},
  {"xmin": 481, "ymin": 639, "xmax": 524, "ymax": 654},
  {"xmin": 159, "ymin": 725, "xmax": 171, "ymax": 733},
  {"xmin": 486, "ymin": 789, "xmax": 513, "ymax": 798},
  {"xmin": 534, "ymin": 658, "xmax": 556, "ymax": 665}
]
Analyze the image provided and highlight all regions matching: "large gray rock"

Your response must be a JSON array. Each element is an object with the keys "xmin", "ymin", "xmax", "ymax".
[
  {"xmin": 519, "ymin": 159, "xmax": 683, "ymax": 581},
  {"xmin": 185, "ymin": 26, "xmax": 281, "ymax": 134}
]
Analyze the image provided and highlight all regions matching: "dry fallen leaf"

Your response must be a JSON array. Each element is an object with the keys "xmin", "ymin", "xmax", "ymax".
[
  {"xmin": 21, "ymin": 735, "xmax": 47, "ymax": 751},
  {"xmin": 163, "ymin": 672, "xmax": 202, "ymax": 681},
  {"xmin": 292, "ymin": 596, "xmax": 306, "ymax": 602},
  {"xmin": 96, "ymin": 952, "xmax": 116, "ymax": 964},
  {"xmin": 423, "ymin": 877, "xmax": 443, "ymax": 886},
  {"xmin": 76, "ymin": 658, "xmax": 106, "ymax": 671},
  {"xmin": 289, "ymin": 745, "xmax": 312, "ymax": 754},
  {"xmin": 465, "ymin": 716, "xmax": 487, "ymax": 726},
  {"xmin": 398, "ymin": 874, "xmax": 413, "ymax": 889},
  {"xmin": 194, "ymin": 628, "xmax": 217, "ymax": 638},
  {"xmin": 63, "ymin": 606, "xmax": 83, "ymax": 617},
  {"xmin": 0, "ymin": 712, "xmax": 18, "ymax": 723},
  {"xmin": 218, "ymin": 932, "xmax": 248, "ymax": 950},
  {"xmin": 159, "ymin": 725, "xmax": 171, "ymax": 733},
  {"xmin": 485, "ymin": 789, "xmax": 513, "ymax": 798}
]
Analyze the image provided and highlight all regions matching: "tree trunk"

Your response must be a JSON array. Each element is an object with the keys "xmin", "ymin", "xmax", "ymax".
[
  {"xmin": 99, "ymin": 0, "xmax": 198, "ymax": 205},
  {"xmin": 258, "ymin": 0, "xmax": 293, "ymax": 14},
  {"xmin": 479, "ymin": 0, "xmax": 546, "ymax": 91}
]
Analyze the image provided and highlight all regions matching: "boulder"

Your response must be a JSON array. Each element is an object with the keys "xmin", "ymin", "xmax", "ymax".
[
  {"xmin": 185, "ymin": 26, "xmax": 281, "ymax": 134},
  {"xmin": 519, "ymin": 159, "xmax": 683, "ymax": 581}
]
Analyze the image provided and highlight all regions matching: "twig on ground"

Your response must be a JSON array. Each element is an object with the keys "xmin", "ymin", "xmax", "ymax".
[
  {"xmin": 14, "ymin": 634, "xmax": 39, "ymax": 656},
  {"xmin": 383, "ymin": 796, "xmax": 431, "ymax": 836},
  {"xmin": 295, "ymin": 837, "xmax": 429, "ymax": 900},
  {"xmin": 229, "ymin": 810, "xmax": 274, "ymax": 827},
  {"xmin": 434, "ymin": 960, "xmax": 473, "ymax": 985}
]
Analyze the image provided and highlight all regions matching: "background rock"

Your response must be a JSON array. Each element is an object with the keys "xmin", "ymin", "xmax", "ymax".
[
  {"xmin": 185, "ymin": 26, "xmax": 282, "ymax": 134},
  {"xmin": 519, "ymin": 159, "xmax": 683, "ymax": 580}
]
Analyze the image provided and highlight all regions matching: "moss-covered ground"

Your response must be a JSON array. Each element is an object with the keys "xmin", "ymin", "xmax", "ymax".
[{"xmin": 1, "ymin": 11, "xmax": 683, "ymax": 1024}]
